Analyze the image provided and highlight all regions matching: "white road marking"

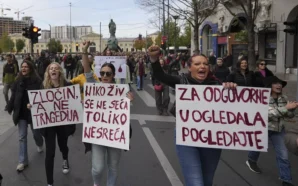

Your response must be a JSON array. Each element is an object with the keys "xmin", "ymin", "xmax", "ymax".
[
  {"xmin": 131, "ymin": 84, "xmax": 156, "ymax": 107},
  {"xmin": 147, "ymin": 84, "xmax": 175, "ymax": 104},
  {"xmin": 130, "ymin": 114, "xmax": 175, "ymax": 125},
  {"xmin": 143, "ymin": 127, "xmax": 183, "ymax": 186}
]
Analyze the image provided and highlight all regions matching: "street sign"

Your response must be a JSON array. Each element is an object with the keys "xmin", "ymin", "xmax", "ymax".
[{"xmin": 162, "ymin": 36, "xmax": 167, "ymax": 41}]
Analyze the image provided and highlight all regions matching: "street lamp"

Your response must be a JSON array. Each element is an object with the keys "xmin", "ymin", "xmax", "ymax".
[{"xmin": 172, "ymin": 15, "xmax": 179, "ymax": 54}]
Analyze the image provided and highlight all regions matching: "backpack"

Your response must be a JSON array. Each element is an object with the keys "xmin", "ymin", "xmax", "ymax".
[{"xmin": 169, "ymin": 73, "xmax": 189, "ymax": 117}]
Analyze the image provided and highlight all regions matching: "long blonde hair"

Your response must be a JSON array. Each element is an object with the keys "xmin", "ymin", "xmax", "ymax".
[{"xmin": 43, "ymin": 62, "xmax": 67, "ymax": 89}]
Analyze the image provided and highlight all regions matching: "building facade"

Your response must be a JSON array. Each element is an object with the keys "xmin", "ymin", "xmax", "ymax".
[
  {"xmin": 41, "ymin": 30, "xmax": 50, "ymax": 40},
  {"xmin": 9, "ymin": 32, "xmax": 136, "ymax": 54},
  {"xmin": 0, "ymin": 16, "xmax": 34, "ymax": 37},
  {"xmin": 51, "ymin": 25, "xmax": 92, "ymax": 40},
  {"xmin": 191, "ymin": 0, "xmax": 298, "ymax": 75}
]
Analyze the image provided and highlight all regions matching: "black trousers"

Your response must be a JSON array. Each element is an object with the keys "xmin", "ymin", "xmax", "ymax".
[
  {"xmin": 155, "ymin": 85, "xmax": 170, "ymax": 112},
  {"xmin": 44, "ymin": 126, "xmax": 69, "ymax": 185},
  {"xmin": 66, "ymin": 68, "xmax": 73, "ymax": 79}
]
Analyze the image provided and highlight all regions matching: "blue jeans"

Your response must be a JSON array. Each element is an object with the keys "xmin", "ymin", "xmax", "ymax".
[
  {"xmin": 18, "ymin": 120, "xmax": 43, "ymax": 164},
  {"xmin": 137, "ymin": 75, "xmax": 144, "ymax": 89},
  {"xmin": 176, "ymin": 145, "xmax": 222, "ymax": 186},
  {"xmin": 91, "ymin": 144, "xmax": 122, "ymax": 186},
  {"xmin": 248, "ymin": 129, "xmax": 292, "ymax": 183}
]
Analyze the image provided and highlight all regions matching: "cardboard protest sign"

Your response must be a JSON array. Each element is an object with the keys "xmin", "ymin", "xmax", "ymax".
[
  {"xmin": 82, "ymin": 83, "xmax": 130, "ymax": 150},
  {"xmin": 28, "ymin": 84, "xmax": 83, "ymax": 129},
  {"xmin": 94, "ymin": 56, "xmax": 126, "ymax": 79},
  {"xmin": 175, "ymin": 85, "xmax": 271, "ymax": 152}
]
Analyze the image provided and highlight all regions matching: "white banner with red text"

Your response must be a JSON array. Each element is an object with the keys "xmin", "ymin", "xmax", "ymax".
[
  {"xmin": 28, "ymin": 84, "xmax": 83, "ymax": 129},
  {"xmin": 175, "ymin": 85, "xmax": 271, "ymax": 152},
  {"xmin": 82, "ymin": 83, "xmax": 130, "ymax": 150},
  {"xmin": 94, "ymin": 56, "xmax": 127, "ymax": 79}
]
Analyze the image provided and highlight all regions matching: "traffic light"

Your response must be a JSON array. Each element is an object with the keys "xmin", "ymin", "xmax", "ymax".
[
  {"xmin": 22, "ymin": 27, "xmax": 30, "ymax": 38},
  {"xmin": 161, "ymin": 41, "xmax": 166, "ymax": 50},
  {"xmin": 284, "ymin": 18, "xmax": 298, "ymax": 35},
  {"xmin": 76, "ymin": 43, "xmax": 79, "ymax": 52},
  {"xmin": 30, "ymin": 24, "xmax": 41, "ymax": 44}
]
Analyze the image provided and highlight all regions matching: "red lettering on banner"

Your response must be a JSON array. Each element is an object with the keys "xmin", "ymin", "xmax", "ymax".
[
  {"xmin": 179, "ymin": 109, "xmax": 266, "ymax": 127},
  {"xmin": 96, "ymin": 100, "xmax": 107, "ymax": 109},
  {"xmin": 201, "ymin": 87, "xmax": 269, "ymax": 104},
  {"xmin": 85, "ymin": 111, "xmax": 127, "ymax": 125},
  {"xmin": 31, "ymin": 87, "xmax": 77, "ymax": 105},
  {"xmin": 54, "ymin": 100, "xmax": 69, "ymax": 110},
  {"xmin": 83, "ymin": 126, "xmax": 126, "ymax": 144},
  {"xmin": 84, "ymin": 99, "xmax": 94, "ymax": 109},
  {"xmin": 33, "ymin": 110, "xmax": 79, "ymax": 126},
  {"xmin": 109, "ymin": 99, "xmax": 128, "ymax": 110},
  {"xmin": 181, "ymin": 128, "xmax": 264, "ymax": 150},
  {"xmin": 36, "ymin": 103, "xmax": 46, "ymax": 113},
  {"xmin": 178, "ymin": 87, "xmax": 200, "ymax": 101}
]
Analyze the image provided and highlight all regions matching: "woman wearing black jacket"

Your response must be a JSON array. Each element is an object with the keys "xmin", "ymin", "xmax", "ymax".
[
  {"xmin": 254, "ymin": 59, "xmax": 274, "ymax": 87},
  {"xmin": 7, "ymin": 61, "xmax": 44, "ymax": 172},
  {"xmin": 226, "ymin": 58, "xmax": 256, "ymax": 87},
  {"xmin": 213, "ymin": 58, "xmax": 230, "ymax": 82},
  {"xmin": 148, "ymin": 45, "xmax": 237, "ymax": 186}
]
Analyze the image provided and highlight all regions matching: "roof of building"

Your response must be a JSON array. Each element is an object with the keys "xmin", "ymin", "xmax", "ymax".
[
  {"xmin": 148, "ymin": 31, "xmax": 160, "ymax": 36},
  {"xmin": 80, "ymin": 32, "xmax": 101, "ymax": 38}
]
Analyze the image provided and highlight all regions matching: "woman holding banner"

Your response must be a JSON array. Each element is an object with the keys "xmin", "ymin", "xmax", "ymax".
[
  {"xmin": 28, "ymin": 62, "xmax": 76, "ymax": 186},
  {"xmin": 82, "ymin": 41, "xmax": 134, "ymax": 186},
  {"xmin": 147, "ymin": 45, "xmax": 237, "ymax": 186},
  {"xmin": 7, "ymin": 60, "xmax": 44, "ymax": 172}
]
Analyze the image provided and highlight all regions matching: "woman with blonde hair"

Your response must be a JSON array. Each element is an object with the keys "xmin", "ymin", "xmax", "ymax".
[{"xmin": 28, "ymin": 62, "xmax": 75, "ymax": 186}]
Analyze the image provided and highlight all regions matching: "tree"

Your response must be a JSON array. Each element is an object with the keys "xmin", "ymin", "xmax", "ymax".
[
  {"xmin": 179, "ymin": 23, "xmax": 191, "ymax": 46},
  {"xmin": 136, "ymin": 0, "xmax": 220, "ymax": 54},
  {"xmin": 146, "ymin": 37, "xmax": 154, "ymax": 48},
  {"xmin": 0, "ymin": 33, "xmax": 15, "ymax": 52},
  {"xmin": 133, "ymin": 39, "xmax": 145, "ymax": 51},
  {"xmin": 47, "ymin": 39, "xmax": 63, "ymax": 53},
  {"xmin": 16, "ymin": 39, "xmax": 25, "ymax": 53},
  {"xmin": 222, "ymin": 0, "xmax": 260, "ymax": 69},
  {"xmin": 161, "ymin": 18, "xmax": 181, "ymax": 46},
  {"xmin": 155, "ymin": 33, "xmax": 162, "ymax": 46}
]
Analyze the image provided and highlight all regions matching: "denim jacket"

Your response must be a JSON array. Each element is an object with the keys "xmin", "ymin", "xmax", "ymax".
[{"xmin": 268, "ymin": 95, "xmax": 296, "ymax": 132}]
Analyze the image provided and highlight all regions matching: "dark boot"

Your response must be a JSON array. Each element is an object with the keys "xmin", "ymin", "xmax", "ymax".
[{"xmin": 163, "ymin": 109, "xmax": 169, "ymax": 116}]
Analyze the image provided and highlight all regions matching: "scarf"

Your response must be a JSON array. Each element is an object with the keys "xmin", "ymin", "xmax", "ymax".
[{"xmin": 139, "ymin": 62, "xmax": 144, "ymax": 76}]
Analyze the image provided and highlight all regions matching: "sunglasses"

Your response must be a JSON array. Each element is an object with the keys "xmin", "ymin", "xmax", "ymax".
[
  {"xmin": 259, "ymin": 63, "xmax": 266, "ymax": 66},
  {"xmin": 100, "ymin": 71, "xmax": 113, "ymax": 77}
]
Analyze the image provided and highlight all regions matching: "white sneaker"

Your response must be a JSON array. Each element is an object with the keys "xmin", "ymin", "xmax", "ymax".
[
  {"xmin": 16, "ymin": 163, "xmax": 28, "ymax": 172},
  {"xmin": 62, "ymin": 160, "xmax": 69, "ymax": 174},
  {"xmin": 37, "ymin": 146, "xmax": 43, "ymax": 153}
]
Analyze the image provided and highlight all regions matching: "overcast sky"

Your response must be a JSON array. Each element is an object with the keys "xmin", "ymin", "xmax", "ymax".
[{"xmin": 0, "ymin": 0, "xmax": 159, "ymax": 38}]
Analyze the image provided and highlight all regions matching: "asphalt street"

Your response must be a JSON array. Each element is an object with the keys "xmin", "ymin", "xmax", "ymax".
[{"xmin": 0, "ymin": 64, "xmax": 297, "ymax": 186}]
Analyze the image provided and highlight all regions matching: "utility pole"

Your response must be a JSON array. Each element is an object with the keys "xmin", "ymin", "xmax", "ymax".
[
  {"xmin": 167, "ymin": 0, "xmax": 169, "ymax": 54},
  {"xmin": 162, "ymin": 0, "xmax": 165, "ymax": 56},
  {"xmin": 159, "ymin": 0, "xmax": 161, "ymax": 32},
  {"xmin": 146, "ymin": 30, "xmax": 148, "ymax": 52},
  {"xmin": 70, "ymin": 2, "xmax": 72, "ymax": 53},
  {"xmin": 100, "ymin": 22, "xmax": 102, "ymax": 52}
]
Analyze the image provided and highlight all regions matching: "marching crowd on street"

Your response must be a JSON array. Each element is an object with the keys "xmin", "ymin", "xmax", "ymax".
[{"xmin": 0, "ymin": 42, "xmax": 298, "ymax": 186}]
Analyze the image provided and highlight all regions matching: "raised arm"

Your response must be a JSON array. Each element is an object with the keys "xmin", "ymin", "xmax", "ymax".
[
  {"xmin": 148, "ymin": 46, "xmax": 180, "ymax": 88},
  {"xmin": 82, "ymin": 41, "xmax": 91, "ymax": 73}
]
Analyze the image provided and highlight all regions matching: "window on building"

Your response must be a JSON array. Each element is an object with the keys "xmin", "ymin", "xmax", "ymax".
[
  {"xmin": 120, "ymin": 44, "xmax": 123, "ymax": 46},
  {"xmin": 207, "ymin": 28, "xmax": 213, "ymax": 54},
  {"xmin": 36, "ymin": 45, "xmax": 39, "ymax": 47},
  {"xmin": 125, "ymin": 44, "xmax": 127, "ymax": 46},
  {"xmin": 41, "ymin": 45, "xmax": 44, "ymax": 47}
]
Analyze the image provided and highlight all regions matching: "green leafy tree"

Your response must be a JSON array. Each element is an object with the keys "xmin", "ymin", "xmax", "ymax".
[
  {"xmin": 133, "ymin": 39, "xmax": 145, "ymax": 51},
  {"xmin": 47, "ymin": 39, "xmax": 63, "ymax": 53},
  {"xmin": 146, "ymin": 37, "xmax": 153, "ymax": 48},
  {"xmin": 16, "ymin": 39, "xmax": 25, "ymax": 53},
  {"xmin": 179, "ymin": 24, "xmax": 191, "ymax": 47},
  {"xmin": 0, "ymin": 33, "xmax": 15, "ymax": 52},
  {"xmin": 155, "ymin": 33, "xmax": 162, "ymax": 46},
  {"xmin": 161, "ymin": 19, "xmax": 181, "ymax": 47}
]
